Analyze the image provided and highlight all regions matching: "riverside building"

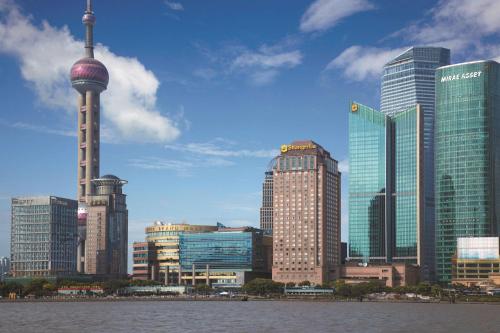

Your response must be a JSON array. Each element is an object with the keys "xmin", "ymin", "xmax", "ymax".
[
  {"xmin": 435, "ymin": 60, "xmax": 500, "ymax": 283},
  {"xmin": 0, "ymin": 257, "xmax": 10, "ymax": 281},
  {"xmin": 70, "ymin": 0, "xmax": 109, "ymax": 273},
  {"xmin": 271, "ymin": 141, "xmax": 341, "ymax": 285},
  {"xmin": 10, "ymin": 196, "xmax": 77, "ymax": 277},
  {"xmin": 381, "ymin": 47, "xmax": 450, "ymax": 280},
  {"xmin": 348, "ymin": 102, "xmax": 424, "ymax": 270},
  {"xmin": 85, "ymin": 175, "xmax": 128, "ymax": 278}
]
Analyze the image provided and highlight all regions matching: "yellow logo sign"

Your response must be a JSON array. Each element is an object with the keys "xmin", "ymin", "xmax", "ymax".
[
  {"xmin": 351, "ymin": 103, "xmax": 358, "ymax": 112},
  {"xmin": 280, "ymin": 144, "xmax": 316, "ymax": 153}
]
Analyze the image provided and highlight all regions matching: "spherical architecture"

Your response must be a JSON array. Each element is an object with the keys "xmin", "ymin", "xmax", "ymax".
[
  {"xmin": 70, "ymin": 57, "xmax": 109, "ymax": 93},
  {"xmin": 82, "ymin": 13, "xmax": 95, "ymax": 25}
]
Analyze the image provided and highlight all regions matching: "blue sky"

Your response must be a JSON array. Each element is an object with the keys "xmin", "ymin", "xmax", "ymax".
[{"xmin": 1, "ymin": 0, "xmax": 500, "ymax": 266}]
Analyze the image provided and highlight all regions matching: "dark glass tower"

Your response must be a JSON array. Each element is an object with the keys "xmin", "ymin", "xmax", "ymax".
[{"xmin": 435, "ymin": 60, "xmax": 500, "ymax": 282}]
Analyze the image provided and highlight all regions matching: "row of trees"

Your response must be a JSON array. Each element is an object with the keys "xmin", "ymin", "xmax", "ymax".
[{"xmin": 241, "ymin": 278, "xmax": 445, "ymax": 297}]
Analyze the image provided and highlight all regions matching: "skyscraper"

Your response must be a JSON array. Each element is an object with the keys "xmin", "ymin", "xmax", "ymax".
[
  {"xmin": 70, "ymin": 0, "xmax": 109, "ymax": 272},
  {"xmin": 435, "ymin": 60, "xmax": 500, "ymax": 282},
  {"xmin": 271, "ymin": 141, "xmax": 341, "ymax": 285},
  {"xmin": 85, "ymin": 175, "xmax": 128, "ymax": 277},
  {"xmin": 10, "ymin": 196, "xmax": 77, "ymax": 278},
  {"xmin": 381, "ymin": 47, "xmax": 450, "ymax": 279},
  {"xmin": 349, "ymin": 102, "xmax": 424, "ymax": 266},
  {"xmin": 259, "ymin": 171, "xmax": 274, "ymax": 235}
]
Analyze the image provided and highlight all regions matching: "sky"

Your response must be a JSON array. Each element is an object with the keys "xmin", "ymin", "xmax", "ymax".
[{"xmin": 1, "ymin": 0, "xmax": 500, "ymax": 269}]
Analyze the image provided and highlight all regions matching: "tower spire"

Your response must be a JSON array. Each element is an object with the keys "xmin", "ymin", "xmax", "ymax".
[{"xmin": 83, "ymin": 0, "xmax": 95, "ymax": 58}]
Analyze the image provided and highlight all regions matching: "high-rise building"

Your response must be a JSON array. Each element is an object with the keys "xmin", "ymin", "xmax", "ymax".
[
  {"xmin": 70, "ymin": 0, "xmax": 109, "ymax": 273},
  {"xmin": 435, "ymin": 60, "xmax": 500, "ymax": 282},
  {"xmin": 0, "ymin": 257, "xmax": 10, "ymax": 281},
  {"xmin": 260, "ymin": 171, "xmax": 274, "ymax": 235},
  {"xmin": 10, "ymin": 196, "xmax": 77, "ymax": 278},
  {"xmin": 381, "ymin": 47, "xmax": 450, "ymax": 280},
  {"xmin": 85, "ymin": 175, "xmax": 128, "ymax": 277},
  {"xmin": 349, "ymin": 102, "xmax": 424, "ymax": 267},
  {"xmin": 271, "ymin": 141, "xmax": 341, "ymax": 285}
]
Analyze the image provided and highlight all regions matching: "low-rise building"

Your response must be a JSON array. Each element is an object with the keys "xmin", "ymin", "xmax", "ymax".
[
  {"xmin": 452, "ymin": 237, "xmax": 500, "ymax": 287},
  {"xmin": 340, "ymin": 263, "xmax": 419, "ymax": 287},
  {"xmin": 132, "ymin": 241, "xmax": 157, "ymax": 280},
  {"xmin": 179, "ymin": 227, "xmax": 272, "ymax": 288}
]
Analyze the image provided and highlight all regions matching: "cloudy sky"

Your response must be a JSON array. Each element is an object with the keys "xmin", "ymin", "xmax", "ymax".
[{"xmin": 1, "ymin": 0, "xmax": 500, "ymax": 267}]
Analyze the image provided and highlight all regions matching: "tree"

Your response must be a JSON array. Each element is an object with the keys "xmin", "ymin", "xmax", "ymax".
[
  {"xmin": 298, "ymin": 280, "xmax": 311, "ymax": 287},
  {"xmin": 285, "ymin": 282, "xmax": 296, "ymax": 288},
  {"xmin": 194, "ymin": 284, "xmax": 212, "ymax": 295},
  {"xmin": 242, "ymin": 279, "xmax": 284, "ymax": 296}
]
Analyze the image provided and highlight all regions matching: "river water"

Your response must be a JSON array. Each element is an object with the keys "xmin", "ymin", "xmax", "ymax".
[{"xmin": 0, "ymin": 300, "xmax": 499, "ymax": 332}]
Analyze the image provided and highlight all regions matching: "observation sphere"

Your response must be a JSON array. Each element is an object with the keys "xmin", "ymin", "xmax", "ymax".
[{"xmin": 70, "ymin": 57, "xmax": 109, "ymax": 93}]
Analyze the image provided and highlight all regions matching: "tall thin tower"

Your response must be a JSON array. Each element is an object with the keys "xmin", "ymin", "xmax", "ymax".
[{"xmin": 70, "ymin": 0, "xmax": 109, "ymax": 272}]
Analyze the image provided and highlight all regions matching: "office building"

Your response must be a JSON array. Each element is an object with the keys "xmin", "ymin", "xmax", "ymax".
[
  {"xmin": 452, "ymin": 237, "xmax": 500, "ymax": 287},
  {"xmin": 134, "ymin": 222, "xmax": 218, "ymax": 283},
  {"xmin": 341, "ymin": 263, "xmax": 419, "ymax": 287},
  {"xmin": 260, "ymin": 171, "xmax": 274, "ymax": 235},
  {"xmin": 85, "ymin": 175, "xmax": 128, "ymax": 277},
  {"xmin": 349, "ymin": 102, "xmax": 424, "ymax": 269},
  {"xmin": 70, "ymin": 0, "xmax": 109, "ymax": 272},
  {"xmin": 272, "ymin": 140, "xmax": 341, "ymax": 285},
  {"xmin": 132, "ymin": 242, "xmax": 158, "ymax": 281},
  {"xmin": 435, "ymin": 60, "xmax": 500, "ymax": 282},
  {"xmin": 0, "ymin": 257, "xmax": 10, "ymax": 281},
  {"xmin": 381, "ymin": 47, "xmax": 450, "ymax": 280},
  {"xmin": 179, "ymin": 227, "xmax": 272, "ymax": 287},
  {"xmin": 10, "ymin": 196, "xmax": 77, "ymax": 277}
]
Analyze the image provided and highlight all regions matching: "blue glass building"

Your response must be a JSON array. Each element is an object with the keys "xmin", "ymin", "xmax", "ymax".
[
  {"xmin": 381, "ymin": 47, "xmax": 450, "ymax": 280},
  {"xmin": 349, "ymin": 102, "xmax": 424, "ymax": 267},
  {"xmin": 179, "ymin": 227, "xmax": 271, "ymax": 287}
]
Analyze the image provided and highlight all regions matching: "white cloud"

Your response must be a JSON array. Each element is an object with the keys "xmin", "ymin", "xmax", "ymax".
[
  {"xmin": 326, "ymin": 46, "xmax": 407, "ymax": 81},
  {"xmin": 129, "ymin": 156, "xmax": 234, "ymax": 177},
  {"xmin": 232, "ymin": 47, "xmax": 303, "ymax": 85},
  {"xmin": 338, "ymin": 158, "xmax": 349, "ymax": 174},
  {"xmin": 300, "ymin": 0, "xmax": 374, "ymax": 33},
  {"xmin": 0, "ymin": 2, "xmax": 180, "ymax": 143},
  {"xmin": 165, "ymin": 140, "xmax": 279, "ymax": 158},
  {"xmin": 0, "ymin": 118, "xmax": 75, "ymax": 137},
  {"xmin": 165, "ymin": 1, "xmax": 184, "ymax": 11}
]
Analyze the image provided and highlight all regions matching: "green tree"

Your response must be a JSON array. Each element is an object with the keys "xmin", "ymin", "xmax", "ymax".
[
  {"xmin": 298, "ymin": 280, "xmax": 311, "ymax": 287},
  {"xmin": 195, "ymin": 284, "xmax": 212, "ymax": 295},
  {"xmin": 285, "ymin": 282, "xmax": 296, "ymax": 288},
  {"xmin": 242, "ymin": 279, "xmax": 284, "ymax": 296}
]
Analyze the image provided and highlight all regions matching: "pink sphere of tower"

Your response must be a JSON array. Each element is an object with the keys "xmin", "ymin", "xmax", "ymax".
[{"xmin": 70, "ymin": 57, "xmax": 109, "ymax": 94}]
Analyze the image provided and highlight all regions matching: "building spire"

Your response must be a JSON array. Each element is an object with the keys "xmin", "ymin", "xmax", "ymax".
[{"xmin": 83, "ymin": 0, "xmax": 96, "ymax": 58}]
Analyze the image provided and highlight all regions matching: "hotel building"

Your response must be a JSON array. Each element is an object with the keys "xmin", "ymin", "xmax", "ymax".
[
  {"xmin": 10, "ymin": 196, "xmax": 77, "ymax": 277},
  {"xmin": 271, "ymin": 141, "xmax": 341, "ymax": 285},
  {"xmin": 381, "ymin": 47, "xmax": 450, "ymax": 279},
  {"xmin": 85, "ymin": 175, "xmax": 128, "ymax": 277},
  {"xmin": 349, "ymin": 102, "xmax": 424, "ymax": 268},
  {"xmin": 435, "ymin": 60, "xmax": 500, "ymax": 282}
]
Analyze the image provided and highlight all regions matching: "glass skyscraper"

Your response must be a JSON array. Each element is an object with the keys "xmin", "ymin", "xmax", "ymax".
[
  {"xmin": 349, "ymin": 102, "xmax": 424, "ymax": 265},
  {"xmin": 381, "ymin": 46, "xmax": 450, "ymax": 279},
  {"xmin": 10, "ymin": 196, "xmax": 78, "ymax": 277},
  {"xmin": 435, "ymin": 60, "xmax": 500, "ymax": 282}
]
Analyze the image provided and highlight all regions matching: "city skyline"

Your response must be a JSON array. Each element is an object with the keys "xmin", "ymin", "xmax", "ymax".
[{"xmin": 1, "ymin": 0, "xmax": 500, "ymax": 269}]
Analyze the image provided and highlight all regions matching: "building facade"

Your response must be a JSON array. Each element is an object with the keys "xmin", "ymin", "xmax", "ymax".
[
  {"xmin": 259, "ymin": 171, "xmax": 274, "ymax": 235},
  {"xmin": 138, "ymin": 222, "xmax": 218, "ymax": 283},
  {"xmin": 132, "ymin": 242, "xmax": 158, "ymax": 281},
  {"xmin": 435, "ymin": 61, "xmax": 500, "ymax": 282},
  {"xmin": 340, "ymin": 263, "xmax": 419, "ymax": 287},
  {"xmin": 452, "ymin": 237, "xmax": 500, "ymax": 287},
  {"xmin": 0, "ymin": 257, "xmax": 10, "ymax": 281},
  {"xmin": 349, "ymin": 103, "xmax": 424, "ymax": 269},
  {"xmin": 85, "ymin": 175, "xmax": 128, "ymax": 277},
  {"xmin": 381, "ymin": 47, "xmax": 450, "ymax": 280},
  {"xmin": 70, "ymin": 0, "xmax": 109, "ymax": 273},
  {"xmin": 179, "ymin": 227, "xmax": 272, "ymax": 287},
  {"xmin": 10, "ymin": 196, "xmax": 77, "ymax": 277},
  {"xmin": 272, "ymin": 141, "xmax": 341, "ymax": 285}
]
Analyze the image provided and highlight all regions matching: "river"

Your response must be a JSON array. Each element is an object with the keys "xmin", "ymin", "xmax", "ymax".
[{"xmin": 0, "ymin": 300, "xmax": 499, "ymax": 332}]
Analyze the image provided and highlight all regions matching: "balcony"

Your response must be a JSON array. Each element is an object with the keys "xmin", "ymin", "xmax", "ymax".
[
  {"xmin": 80, "ymin": 106, "xmax": 87, "ymax": 113},
  {"xmin": 80, "ymin": 160, "xmax": 86, "ymax": 166},
  {"xmin": 80, "ymin": 123, "xmax": 86, "ymax": 130},
  {"xmin": 79, "ymin": 178, "xmax": 86, "ymax": 185},
  {"xmin": 80, "ymin": 142, "xmax": 87, "ymax": 149}
]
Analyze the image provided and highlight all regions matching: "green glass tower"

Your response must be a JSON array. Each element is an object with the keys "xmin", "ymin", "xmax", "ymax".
[
  {"xmin": 435, "ymin": 60, "xmax": 500, "ymax": 283},
  {"xmin": 349, "ymin": 102, "xmax": 424, "ymax": 265}
]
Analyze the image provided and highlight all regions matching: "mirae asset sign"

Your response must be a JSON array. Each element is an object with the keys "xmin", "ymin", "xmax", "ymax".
[{"xmin": 441, "ymin": 71, "xmax": 482, "ymax": 82}]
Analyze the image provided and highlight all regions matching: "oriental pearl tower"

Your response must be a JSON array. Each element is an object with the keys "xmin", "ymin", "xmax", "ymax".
[{"xmin": 70, "ymin": 0, "xmax": 109, "ymax": 273}]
